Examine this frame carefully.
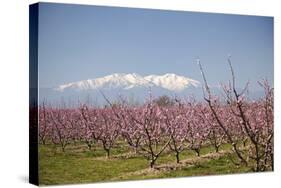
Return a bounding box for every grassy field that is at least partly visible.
[39,142,252,185]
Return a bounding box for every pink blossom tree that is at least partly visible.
[49,108,74,152]
[97,108,120,158]
[162,101,189,163]
[39,102,51,145]
[79,105,102,150]
[129,101,171,168]
[197,57,274,171]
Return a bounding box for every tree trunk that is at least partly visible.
[255,157,261,172]
[41,139,46,145]
[134,147,139,154]
[243,139,247,147]
[62,145,65,152]
[176,152,180,163]
[195,149,200,157]
[106,149,110,159]
[88,144,92,151]
[150,159,156,168]
[150,155,157,168]
[271,153,274,170]
[215,145,219,153]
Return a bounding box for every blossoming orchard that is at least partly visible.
[37,59,273,179]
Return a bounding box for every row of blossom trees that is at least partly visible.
[39,86,273,170]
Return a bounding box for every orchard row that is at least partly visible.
[38,87,273,171]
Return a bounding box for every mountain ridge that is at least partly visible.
[55,73,201,92]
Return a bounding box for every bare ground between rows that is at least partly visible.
[110,150,232,180]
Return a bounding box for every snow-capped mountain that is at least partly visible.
[39,73,265,106]
[144,73,200,91]
[39,73,202,106]
[55,73,200,92]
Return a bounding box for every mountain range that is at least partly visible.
[39,73,202,106]
[55,73,200,92]
[39,73,264,106]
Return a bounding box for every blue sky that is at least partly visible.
[38,3,273,90]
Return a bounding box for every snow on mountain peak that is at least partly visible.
[144,73,200,91]
[55,73,200,92]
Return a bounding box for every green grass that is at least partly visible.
[39,143,251,185]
